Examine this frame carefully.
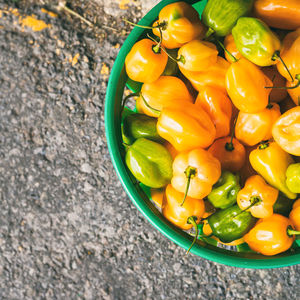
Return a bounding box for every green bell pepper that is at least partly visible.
[202,0,254,37]
[286,163,300,193]
[208,204,256,243]
[125,138,173,188]
[122,113,164,145]
[232,17,281,66]
[207,171,241,209]
[273,192,294,217]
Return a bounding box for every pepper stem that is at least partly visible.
[287,225,300,237]
[181,166,197,206]
[205,27,215,39]
[265,75,300,90]
[121,92,140,116]
[225,118,237,151]
[123,19,167,31]
[186,216,198,254]
[258,140,270,150]
[272,51,294,82]
[216,40,238,63]
[233,196,262,219]
[146,34,185,64]
[140,93,161,115]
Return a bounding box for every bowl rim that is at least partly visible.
[105,0,300,268]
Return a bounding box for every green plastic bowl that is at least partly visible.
[105,0,300,268]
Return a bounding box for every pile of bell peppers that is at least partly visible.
[122,0,300,256]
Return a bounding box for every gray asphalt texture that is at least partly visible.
[0,0,299,299]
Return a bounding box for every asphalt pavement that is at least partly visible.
[0,0,299,299]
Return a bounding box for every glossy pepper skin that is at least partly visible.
[276,28,300,81]
[237,175,278,219]
[195,86,232,139]
[226,58,273,113]
[289,199,300,231]
[224,34,242,63]
[152,2,206,49]
[125,138,173,188]
[286,163,300,194]
[208,204,256,243]
[244,214,296,256]
[136,76,194,118]
[286,79,300,106]
[179,56,230,94]
[122,113,163,144]
[177,40,218,72]
[207,171,241,209]
[171,148,221,199]
[272,106,300,156]
[249,141,296,199]
[235,103,281,146]
[157,103,216,152]
[232,17,281,67]
[202,0,254,37]
[162,184,205,230]
[125,39,168,83]
[254,0,300,31]
[208,137,246,172]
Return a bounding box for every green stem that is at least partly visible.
[287,226,300,237]
[233,196,262,219]
[181,166,197,206]
[121,92,140,116]
[265,77,300,90]
[216,40,238,63]
[123,19,167,30]
[258,140,270,150]
[186,216,198,254]
[140,94,161,115]
[205,27,215,39]
[225,118,237,152]
[272,51,294,82]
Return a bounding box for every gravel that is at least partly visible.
[0,0,299,299]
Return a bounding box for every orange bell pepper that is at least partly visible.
[208,136,246,173]
[235,103,281,146]
[171,148,221,200]
[277,28,300,81]
[286,79,300,106]
[224,34,242,63]
[150,188,164,209]
[272,106,300,156]
[164,141,179,160]
[179,56,230,94]
[244,214,299,256]
[125,39,168,83]
[289,199,300,231]
[237,175,278,219]
[249,141,296,199]
[226,58,273,113]
[177,40,218,72]
[195,86,232,139]
[262,66,287,103]
[136,76,194,118]
[152,2,206,49]
[254,0,300,31]
[162,184,205,230]
[157,103,216,152]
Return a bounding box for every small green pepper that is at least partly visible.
[208,204,256,243]
[286,163,300,193]
[122,113,164,144]
[202,0,254,37]
[207,171,241,209]
[273,192,294,217]
[125,138,173,188]
[232,17,281,67]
